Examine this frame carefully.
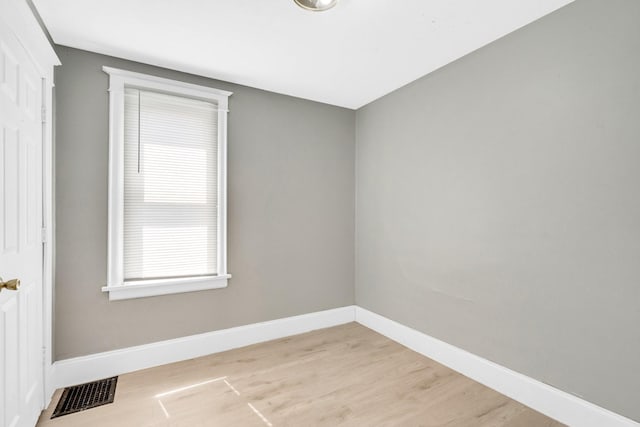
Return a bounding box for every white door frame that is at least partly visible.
[1,0,60,409]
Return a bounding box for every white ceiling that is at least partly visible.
[34,0,574,109]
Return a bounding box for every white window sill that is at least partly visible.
[101,274,231,301]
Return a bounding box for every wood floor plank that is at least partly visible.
[37,323,564,427]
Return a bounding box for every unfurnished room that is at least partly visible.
[0,0,639,426]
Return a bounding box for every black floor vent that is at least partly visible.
[52,377,118,418]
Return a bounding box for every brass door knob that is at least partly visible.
[0,277,20,291]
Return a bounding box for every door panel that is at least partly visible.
[0,15,44,427]
[2,127,19,253]
[1,297,20,427]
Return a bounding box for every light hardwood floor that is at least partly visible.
[37,323,564,427]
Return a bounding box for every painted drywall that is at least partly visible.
[54,46,355,360]
[355,0,640,421]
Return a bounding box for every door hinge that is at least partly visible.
[41,228,47,243]
[41,106,47,124]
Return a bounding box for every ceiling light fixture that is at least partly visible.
[294,0,338,12]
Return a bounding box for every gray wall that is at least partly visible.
[54,46,355,360]
[355,0,640,421]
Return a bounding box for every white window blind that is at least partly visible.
[123,88,219,281]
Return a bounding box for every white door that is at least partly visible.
[0,15,45,427]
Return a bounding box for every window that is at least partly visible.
[102,67,232,300]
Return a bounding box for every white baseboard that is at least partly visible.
[53,306,356,389]
[355,307,638,427]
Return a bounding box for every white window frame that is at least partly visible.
[101,66,232,300]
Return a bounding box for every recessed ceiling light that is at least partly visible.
[294,0,338,12]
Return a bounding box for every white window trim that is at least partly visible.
[101,66,232,300]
